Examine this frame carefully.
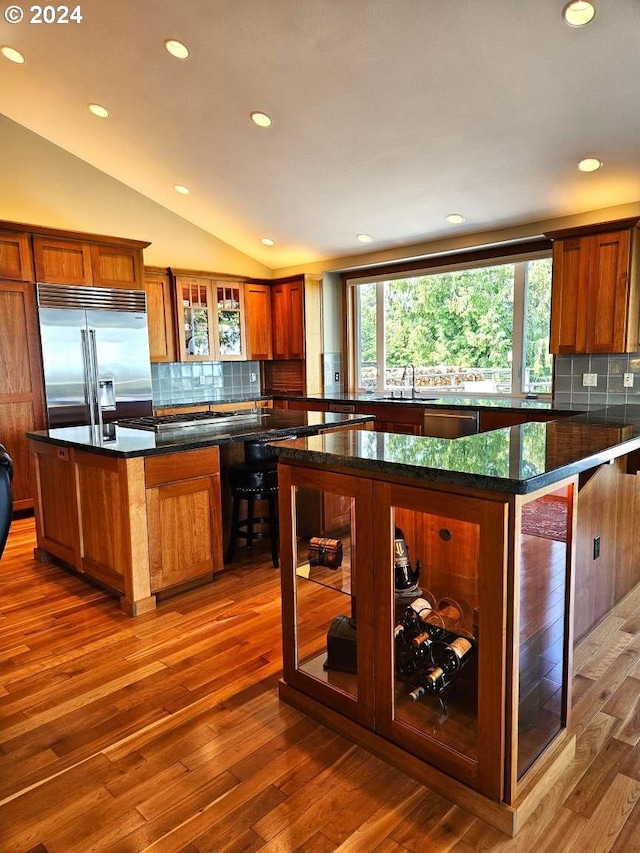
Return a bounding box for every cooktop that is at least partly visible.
[117,410,260,432]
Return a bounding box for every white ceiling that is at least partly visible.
[1,0,640,270]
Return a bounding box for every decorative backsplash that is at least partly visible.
[554,352,640,405]
[151,361,261,406]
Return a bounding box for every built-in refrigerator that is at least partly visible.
[37,284,153,429]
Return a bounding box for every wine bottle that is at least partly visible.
[431,635,475,674]
[394,596,435,640]
[409,665,452,699]
[421,598,462,640]
[410,631,434,661]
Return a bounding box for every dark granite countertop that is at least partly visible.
[154,395,272,410]
[273,391,581,414]
[269,404,640,495]
[26,411,375,459]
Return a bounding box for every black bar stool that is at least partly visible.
[225,440,279,568]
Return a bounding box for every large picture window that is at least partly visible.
[350,254,552,396]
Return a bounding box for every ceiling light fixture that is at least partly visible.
[357,234,373,243]
[164,39,189,59]
[445,213,465,224]
[577,157,603,172]
[261,237,275,246]
[250,111,272,128]
[174,184,190,195]
[88,103,110,118]
[562,1,596,27]
[1,45,25,64]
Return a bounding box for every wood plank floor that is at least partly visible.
[1,517,639,853]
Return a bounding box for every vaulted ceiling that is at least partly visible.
[1,0,639,269]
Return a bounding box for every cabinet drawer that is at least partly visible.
[145,447,220,487]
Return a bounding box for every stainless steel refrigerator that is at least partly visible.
[37,284,153,429]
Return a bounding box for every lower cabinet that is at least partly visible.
[30,440,224,614]
[278,460,577,833]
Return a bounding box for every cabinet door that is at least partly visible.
[272,283,289,359]
[0,231,34,281]
[373,482,508,799]
[279,463,375,728]
[585,229,632,353]
[549,237,588,354]
[144,268,176,362]
[33,236,93,285]
[176,276,215,360]
[90,244,143,289]
[30,441,79,566]
[214,283,246,360]
[0,281,47,510]
[245,283,273,359]
[288,279,305,359]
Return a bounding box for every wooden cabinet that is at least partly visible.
[279,457,578,834]
[0,230,34,281]
[30,230,147,289]
[245,282,273,360]
[143,266,176,362]
[173,271,247,361]
[145,448,223,593]
[0,280,47,510]
[355,402,423,435]
[272,278,305,359]
[546,218,640,354]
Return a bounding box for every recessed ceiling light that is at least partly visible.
[88,103,109,118]
[445,213,465,224]
[1,45,25,64]
[164,39,189,60]
[357,234,373,243]
[174,184,190,195]
[577,157,603,172]
[562,1,596,27]
[250,111,272,128]
[261,237,275,246]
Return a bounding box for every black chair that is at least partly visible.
[225,440,279,568]
[0,443,14,560]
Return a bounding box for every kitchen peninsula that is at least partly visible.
[272,405,640,835]
[27,410,374,615]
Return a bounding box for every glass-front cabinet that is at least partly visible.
[279,456,576,813]
[175,274,246,361]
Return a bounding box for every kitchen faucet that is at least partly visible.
[402,363,417,398]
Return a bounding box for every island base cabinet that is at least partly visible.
[278,460,578,836]
[29,440,224,615]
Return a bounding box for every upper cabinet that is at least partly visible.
[0,230,34,281]
[33,235,146,289]
[245,282,273,360]
[173,271,247,361]
[272,278,305,359]
[143,266,176,363]
[546,218,640,354]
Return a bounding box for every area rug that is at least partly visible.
[521,497,568,542]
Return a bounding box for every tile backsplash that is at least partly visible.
[554,352,640,405]
[151,361,261,406]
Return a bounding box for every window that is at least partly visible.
[350,254,552,396]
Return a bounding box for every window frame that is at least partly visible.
[345,246,553,399]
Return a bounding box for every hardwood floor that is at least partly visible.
[1,517,639,852]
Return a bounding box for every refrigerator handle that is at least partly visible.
[88,329,105,436]
[80,329,96,431]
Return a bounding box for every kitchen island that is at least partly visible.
[271,405,640,835]
[27,410,374,614]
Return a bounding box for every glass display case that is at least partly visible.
[216,284,244,358]
[175,276,246,361]
[278,454,577,821]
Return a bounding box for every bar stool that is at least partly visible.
[225,440,279,568]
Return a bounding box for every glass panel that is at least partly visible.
[217,286,242,355]
[182,282,210,356]
[392,506,479,759]
[356,282,377,390]
[523,258,553,394]
[294,486,357,698]
[517,486,570,778]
